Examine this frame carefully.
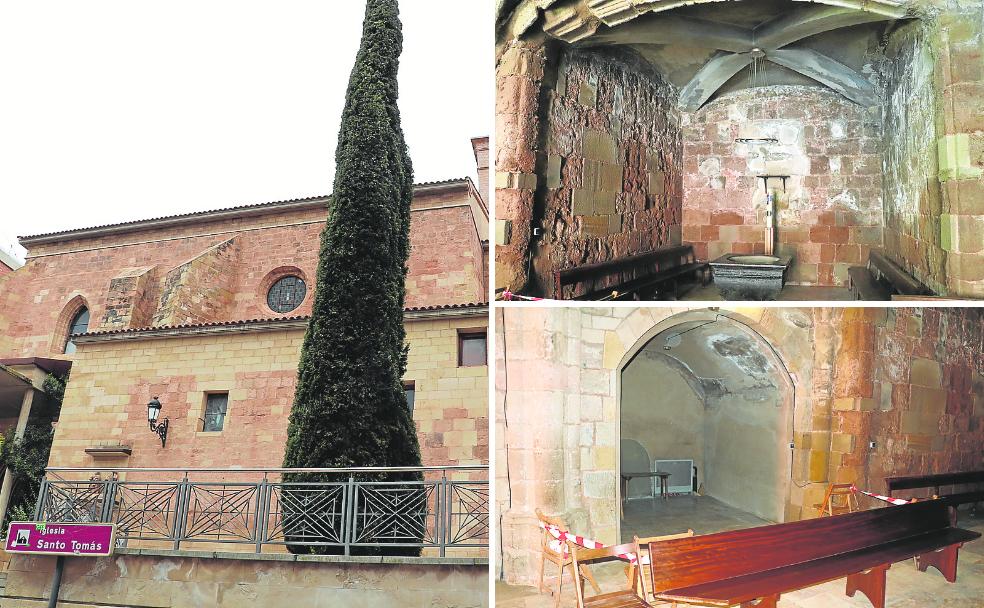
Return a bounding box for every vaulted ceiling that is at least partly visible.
[499,0,913,109]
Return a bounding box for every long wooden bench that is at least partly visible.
[647,500,980,608]
[886,470,984,523]
[553,245,707,301]
[848,250,931,300]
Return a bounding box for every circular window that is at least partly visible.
[267,276,307,313]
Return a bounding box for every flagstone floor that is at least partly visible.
[497,503,984,608]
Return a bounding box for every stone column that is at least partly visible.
[495,41,548,293]
[0,387,37,522]
[936,3,984,297]
[497,307,585,585]
[829,309,878,490]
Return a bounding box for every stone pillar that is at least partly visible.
[497,308,586,585]
[936,3,984,297]
[495,41,547,293]
[0,387,37,522]
[829,309,878,489]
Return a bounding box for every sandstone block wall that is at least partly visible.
[682,87,884,287]
[534,49,683,296]
[0,183,487,360]
[52,314,488,473]
[2,551,488,608]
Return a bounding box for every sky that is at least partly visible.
[0,0,492,261]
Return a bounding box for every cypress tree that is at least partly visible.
[282,0,422,556]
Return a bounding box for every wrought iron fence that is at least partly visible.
[34,466,488,556]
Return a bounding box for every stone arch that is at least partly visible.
[609,308,798,536]
[53,294,90,355]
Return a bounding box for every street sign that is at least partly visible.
[5,522,115,557]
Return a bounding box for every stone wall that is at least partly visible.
[2,551,487,607]
[51,313,488,472]
[534,48,683,297]
[0,182,487,359]
[682,87,884,287]
[880,20,946,292]
[935,2,984,297]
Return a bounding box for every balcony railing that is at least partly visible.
[34,466,488,556]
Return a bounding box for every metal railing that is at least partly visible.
[34,466,488,556]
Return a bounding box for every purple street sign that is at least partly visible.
[5,522,115,557]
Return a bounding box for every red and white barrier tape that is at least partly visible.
[538,522,645,564]
[851,485,911,506]
[498,290,545,301]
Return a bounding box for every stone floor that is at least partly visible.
[497,506,984,608]
[681,283,855,301]
[621,494,771,541]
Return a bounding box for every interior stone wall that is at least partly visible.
[682,86,884,287]
[532,48,684,297]
[879,20,946,292]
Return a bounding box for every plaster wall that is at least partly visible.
[620,360,703,496]
[703,392,785,522]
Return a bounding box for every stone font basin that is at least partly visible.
[727,255,780,265]
[709,253,793,300]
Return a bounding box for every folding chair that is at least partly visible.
[814,483,859,517]
[627,530,695,601]
[569,540,652,608]
[535,508,601,607]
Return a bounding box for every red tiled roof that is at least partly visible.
[19,178,473,242]
[74,302,488,338]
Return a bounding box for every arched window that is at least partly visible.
[64,307,90,354]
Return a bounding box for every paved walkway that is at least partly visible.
[497,511,984,607]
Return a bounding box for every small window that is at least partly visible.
[202,393,229,432]
[404,382,415,416]
[458,332,487,367]
[267,275,306,313]
[64,307,90,354]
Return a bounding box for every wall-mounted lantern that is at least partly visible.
[147,396,169,447]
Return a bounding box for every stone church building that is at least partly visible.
[0,138,490,511]
[495,0,984,299]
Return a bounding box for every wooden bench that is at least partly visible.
[553,245,708,301]
[647,500,980,608]
[848,250,931,300]
[886,470,984,524]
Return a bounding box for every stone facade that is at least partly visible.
[0,142,490,473]
[1,549,487,607]
[53,312,488,471]
[495,306,984,584]
[682,87,883,287]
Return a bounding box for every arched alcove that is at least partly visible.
[617,311,794,539]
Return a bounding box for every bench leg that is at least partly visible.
[846,563,889,608]
[740,595,779,608]
[917,543,961,582]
